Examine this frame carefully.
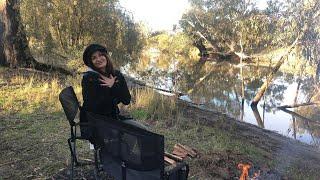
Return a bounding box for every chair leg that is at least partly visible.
[69,152,75,180]
[68,138,79,165]
[93,148,102,180]
[93,167,99,180]
[68,138,77,179]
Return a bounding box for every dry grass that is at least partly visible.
[1,67,317,179]
[128,88,179,121]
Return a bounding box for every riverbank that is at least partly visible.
[0,68,319,179]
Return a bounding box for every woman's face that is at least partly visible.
[91,51,108,72]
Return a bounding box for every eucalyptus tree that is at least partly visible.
[180,0,278,62]
[180,0,320,106]
[0,0,143,73]
[0,0,70,74]
[180,0,320,61]
[20,0,144,67]
[0,0,39,67]
[251,0,320,106]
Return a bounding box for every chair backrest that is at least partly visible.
[59,86,80,126]
[86,112,165,176]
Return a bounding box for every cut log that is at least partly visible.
[172,145,189,158]
[165,152,183,161]
[164,156,176,165]
[176,143,198,158]
[172,143,198,158]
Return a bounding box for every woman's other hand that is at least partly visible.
[99,74,118,88]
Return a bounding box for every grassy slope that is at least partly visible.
[0,67,319,179]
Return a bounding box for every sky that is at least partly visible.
[119,0,190,31]
[119,0,268,31]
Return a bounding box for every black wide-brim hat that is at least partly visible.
[83,44,108,67]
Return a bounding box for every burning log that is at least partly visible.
[238,163,251,180]
[172,143,198,158]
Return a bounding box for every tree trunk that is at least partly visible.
[251,3,320,107]
[1,0,34,67]
[251,105,264,128]
[0,0,6,65]
[0,0,72,75]
[251,37,299,107]
[0,19,5,65]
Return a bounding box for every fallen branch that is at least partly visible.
[278,107,320,125]
[251,105,265,128]
[251,36,299,107]
[124,75,186,97]
[251,7,320,107]
[32,61,73,75]
[277,102,320,109]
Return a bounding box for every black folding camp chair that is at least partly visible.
[59,86,101,179]
[86,111,189,180]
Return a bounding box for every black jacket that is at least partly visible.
[81,70,131,117]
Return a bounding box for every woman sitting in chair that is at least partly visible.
[81,44,146,140]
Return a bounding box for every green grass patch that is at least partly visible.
[130,108,149,120]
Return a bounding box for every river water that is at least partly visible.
[125,61,320,147]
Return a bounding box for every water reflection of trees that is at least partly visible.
[135,60,313,119]
[281,87,320,147]
[175,64,290,118]
[180,63,243,117]
[292,105,320,147]
[131,46,320,141]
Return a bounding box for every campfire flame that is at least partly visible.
[237,163,261,180]
[238,163,251,180]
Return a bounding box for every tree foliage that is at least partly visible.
[180,0,320,59]
[20,0,145,67]
[136,31,199,72]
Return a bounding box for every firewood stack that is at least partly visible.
[164,143,198,165]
